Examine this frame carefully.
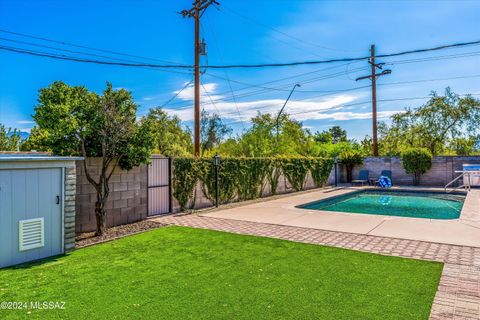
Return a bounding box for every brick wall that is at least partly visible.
[345,156,480,186]
[75,158,148,233]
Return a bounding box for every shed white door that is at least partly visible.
[0,168,63,268]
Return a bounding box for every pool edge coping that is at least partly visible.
[295,187,467,220]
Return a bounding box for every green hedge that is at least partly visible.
[172,158,201,211]
[172,156,334,210]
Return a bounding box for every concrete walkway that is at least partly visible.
[200,187,480,248]
[152,214,480,320]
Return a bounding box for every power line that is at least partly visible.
[385,51,480,66]
[169,64,477,111]
[220,5,327,59]
[202,18,245,130]
[210,73,480,95]
[161,80,195,108]
[0,36,151,64]
[289,94,480,117]
[204,41,480,68]
[221,93,480,125]
[0,45,196,76]
[200,81,222,115]
[1,38,479,69]
[204,61,365,93]
[378,74,480,87]
[0,45,192,69]
[167,68,369,109]
[174,71,480,119]
[0,28,178,64]
[181,82,369,119]
[160,63,368,110]
[206,71,369,93]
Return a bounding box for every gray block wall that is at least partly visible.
[171,171,319,212]
[75,158,148,233]
[346,156,480,186]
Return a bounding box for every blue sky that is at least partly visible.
[1,0,479,140]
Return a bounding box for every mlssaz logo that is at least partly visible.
[30,301,66,310]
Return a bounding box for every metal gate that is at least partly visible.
[147,156,172,216]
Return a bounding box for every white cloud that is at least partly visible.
[176,82,223,102]
[162,82,398,124]
[16,120,35,124]
[165,82,365,122]
[307,110,399,121]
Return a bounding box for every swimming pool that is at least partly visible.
[299,190,465,219]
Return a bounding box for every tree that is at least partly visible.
[339,148,364,182]
[200,110,231,156]
[448,136,479,156]
[329,125,347,144]
[218,112,314,157]
[20,127,49,152]
[0,124,22,151]
[314,126,347,144]
[378,88,480,155]
[401,148,432,185]
[141,107,192,156]
[32,81,154,235]
[313,130,332,144]
[221,113,277,157]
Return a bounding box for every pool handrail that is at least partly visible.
[445,170,477,193]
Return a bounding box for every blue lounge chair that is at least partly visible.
[352,170,369,186]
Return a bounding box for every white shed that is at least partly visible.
[0,154,82,268]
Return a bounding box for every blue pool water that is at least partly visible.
[300,190,465,219]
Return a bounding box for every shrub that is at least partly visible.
[235,158,271,200]
[266,158,281,195]
[401,148,432,185]
[339,149,364,182]
[172,158,201,211]
[280,157,311,192]
[310,158,335,187]
[172,156,334,210]
[198,158,238,204]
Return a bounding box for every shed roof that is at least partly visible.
[0,154,83,162]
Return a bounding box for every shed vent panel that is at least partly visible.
[19,218,45,251]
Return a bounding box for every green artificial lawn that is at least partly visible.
[0,226,442,320]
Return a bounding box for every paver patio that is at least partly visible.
[200,187,480,247]
[151,214,480,319]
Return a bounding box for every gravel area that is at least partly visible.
[76,219,167,248]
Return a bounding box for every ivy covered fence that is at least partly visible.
[172,156,334,211]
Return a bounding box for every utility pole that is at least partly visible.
[181,0,219,157]
[356,45,391,156]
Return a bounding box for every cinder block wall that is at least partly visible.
[346,156,480,186]
[171,172,318,213]
[64,165,77,251]
[75,158,148,233]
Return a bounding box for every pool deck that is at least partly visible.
[152,186,480,319]
[199,186,480,248]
